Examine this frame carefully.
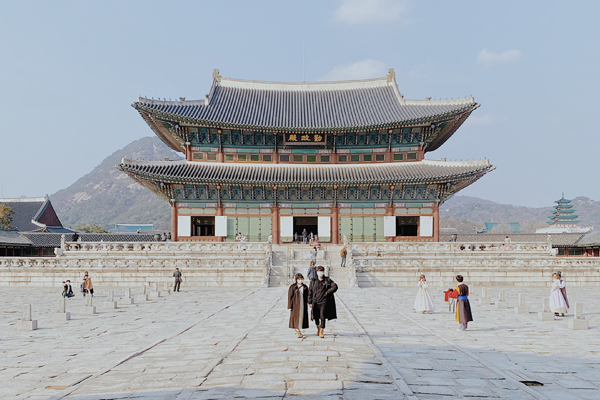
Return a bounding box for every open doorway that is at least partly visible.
[192,216,215,236]
[293,216,318,243]
[396,216,418,236]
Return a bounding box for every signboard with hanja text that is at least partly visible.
[284,133,326,145]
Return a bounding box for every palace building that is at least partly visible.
[119,69,494,243]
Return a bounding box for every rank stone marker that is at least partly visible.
[539,298,554,321]
[568,303,588,330]
[514,293,529,314]
[104,289,117,309]
[124,288,134,304]
[17,304,38,330]
[496,289,508,309]
[81,294,97,315]
[53,296,71,322]
[479,287,491,305]
[163,281,171,295]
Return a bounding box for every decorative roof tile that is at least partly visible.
[118,158,494,186]
[134,71,477,131]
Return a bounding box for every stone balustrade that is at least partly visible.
[348,242,600,287]
[351,241,552,256]
[0,242,272,288]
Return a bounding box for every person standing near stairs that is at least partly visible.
[308,266,338,338]
[340,246,347,268]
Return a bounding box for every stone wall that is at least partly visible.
[349,242,600,287]
[0,242,271,288]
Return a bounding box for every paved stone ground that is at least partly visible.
[0,284,598,400]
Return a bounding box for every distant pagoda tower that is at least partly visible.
[536,195,592,234]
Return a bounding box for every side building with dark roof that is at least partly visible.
[119,69,495,243]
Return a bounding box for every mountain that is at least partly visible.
[440,195,600,232]
[51,137,182,230]
[50,137,600,234]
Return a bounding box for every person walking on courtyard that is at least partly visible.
[310,246,317,265]
[549,272,569,316]
[340,246,347,268]
[294,232,299,244]
[313,236,320,248]
[288,273,309,338]
[62,280,74,298]
[414,274,434,314]
[454,275,472,330]
[302,229,307,244]
[173,267,183,292]
[308,266,338,338]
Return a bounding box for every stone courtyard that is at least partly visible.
[1,285,598,400]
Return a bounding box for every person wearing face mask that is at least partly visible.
[308,266,338,338]
[288,273,309,338]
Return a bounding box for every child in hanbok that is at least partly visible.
[549,272,569,316]
[414,274,435,314]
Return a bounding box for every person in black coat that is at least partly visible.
[288,273,309,338]
[308,266,338,338]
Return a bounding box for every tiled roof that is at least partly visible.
[0,229,32,246]
[118,159,494,186]
[576,231,600,247]
[0,198,46,231]
[134,70,477,131]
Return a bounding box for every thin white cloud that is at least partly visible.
[477,49,522,66]
[321,59,388,81]
[334,0,410,25]
[465,113,507,127]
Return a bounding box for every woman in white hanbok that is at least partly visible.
[414,275,435,314]
[549,272,568,316]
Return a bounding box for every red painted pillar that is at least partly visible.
[171,204,178,242]
[433,206,440,242]
[272,207,280,244]
[331,206,339,244]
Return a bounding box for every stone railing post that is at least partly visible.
[347,246,358,287]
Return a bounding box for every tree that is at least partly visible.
[73,222,109,233]
[0,204,14,229]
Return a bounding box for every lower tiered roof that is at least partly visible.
[118,159,494,186]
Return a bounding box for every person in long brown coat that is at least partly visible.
[288,273,309,338]
[455,274,473,330]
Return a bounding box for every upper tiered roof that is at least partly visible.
[0,196,69,232]
[134,69,477,133]
[118,158,494,187]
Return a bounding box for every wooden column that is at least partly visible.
[271,207,280,244]
[331,206,339,244]
[217,152,224,162]
[433,206,440,242]
[171,204,178,242]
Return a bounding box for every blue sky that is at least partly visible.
[0,0,598,207]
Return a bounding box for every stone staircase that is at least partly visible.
[268,244,350,288]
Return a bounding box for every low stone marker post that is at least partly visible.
[514,294,529,314]
[81,293,97,315]
[139,285,148,302]
[163,281,171,295]
[496,289,508,309]
[568,303,588,330]
[479,287,491,305]
[53,296,70,322]
[104,290,117,309]
[122,288,134,304]
[539,298,554,321]
[149,282,162,298]
[17,304,38,330]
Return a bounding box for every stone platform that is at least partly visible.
[0,286,598,399]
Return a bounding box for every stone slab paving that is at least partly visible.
[0,285,598,399]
